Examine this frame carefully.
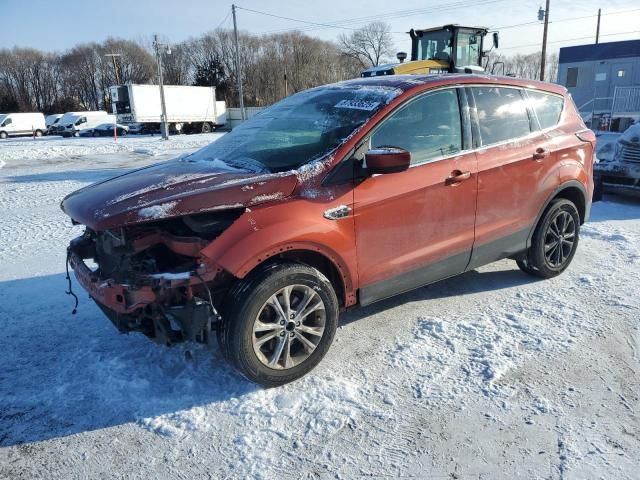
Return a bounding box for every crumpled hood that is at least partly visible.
[61,158,298,231]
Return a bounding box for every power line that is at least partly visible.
[499,30,640,51]
[239,0,510,35]
[493,8,640,30]
[214,8,232,30]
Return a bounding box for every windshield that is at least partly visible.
[185,84,402,172]
[416,29,453,62]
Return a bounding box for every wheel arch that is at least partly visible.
[527,180,588,247]
[235,244,353,309]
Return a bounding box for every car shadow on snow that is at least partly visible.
[340,265,541,326]
[0,273,256,448]
[0,264,537,447]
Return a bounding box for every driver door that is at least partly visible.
[354,88,478,305]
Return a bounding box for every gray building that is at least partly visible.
[557,39,640,131]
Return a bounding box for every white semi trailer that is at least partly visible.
[109,85,226,134]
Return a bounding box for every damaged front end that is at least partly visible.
[67,209,243,346]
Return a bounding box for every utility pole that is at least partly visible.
[232,4,246,121]
[539,0,550,82]
[284,63,288,97]
[153,34,170,140]
[105,53,122,84]
[595,8,601,44]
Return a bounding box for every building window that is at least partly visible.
[617,69,626,77]
[595,72,607,82]
[566,67,578,87]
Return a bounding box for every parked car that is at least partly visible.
[62,74,595,386]
[45,114,63,133]
[0,113,46,139]
[58,111,115,137]
[593,123,640,200]
[79,123,129,137]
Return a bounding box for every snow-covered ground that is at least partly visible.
[0,133,222,165]
[0,136,639,479]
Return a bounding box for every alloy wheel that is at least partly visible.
[252,284,326,370]
[544,210,576,268]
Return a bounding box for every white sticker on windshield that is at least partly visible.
[334,99,381,111]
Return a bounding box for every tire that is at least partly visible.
[73,132,80,138]
[120,129,127,136]
[34,130,43,137]
[201,122,212,134]
[593,173,603,202]
[218,262,339,387]
[517,198,580,279]
[0,131,7,140]
[93,131,100,137]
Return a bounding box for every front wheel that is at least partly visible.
[0,131,7,139]
[218,263,339,387]
[517,198,580,278]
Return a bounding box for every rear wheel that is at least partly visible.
[34,130,43,137]
[201,122,212,134]
[218,263,339,387]
[517,198,580,278]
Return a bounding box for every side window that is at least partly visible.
[2,118,12,126]
[371,89,462,165]
[472,87,531,145]
[527,90,564,130]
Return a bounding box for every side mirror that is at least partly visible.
[493,32,499,49]
[365,147,411,175]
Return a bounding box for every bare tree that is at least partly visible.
[338,22,395,68]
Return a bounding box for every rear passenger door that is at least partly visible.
[467,86,561,269]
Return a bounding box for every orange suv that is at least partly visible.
[63,74,595,386]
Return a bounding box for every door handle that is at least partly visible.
[533,147,549,161]
[445,170,471,186]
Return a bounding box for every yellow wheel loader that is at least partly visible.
[361,24,499,77]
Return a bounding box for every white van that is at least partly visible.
[59,111,115,137]
[0,113,47,139]
[45,114,63,132]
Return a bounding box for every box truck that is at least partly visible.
[0,113,47,139]
[110,84,226,134]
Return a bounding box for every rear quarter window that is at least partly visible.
[472,87,531,146]
[527,90,564,130]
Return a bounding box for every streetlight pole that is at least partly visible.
[595,8,601,44]
[232,4,246,121]
[539,0,550,81]
[153,34,170,140]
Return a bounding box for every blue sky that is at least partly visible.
[1,0,639,55]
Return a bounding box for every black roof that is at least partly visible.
[559,39,640,64]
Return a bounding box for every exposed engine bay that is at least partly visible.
[68,209,245,346]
